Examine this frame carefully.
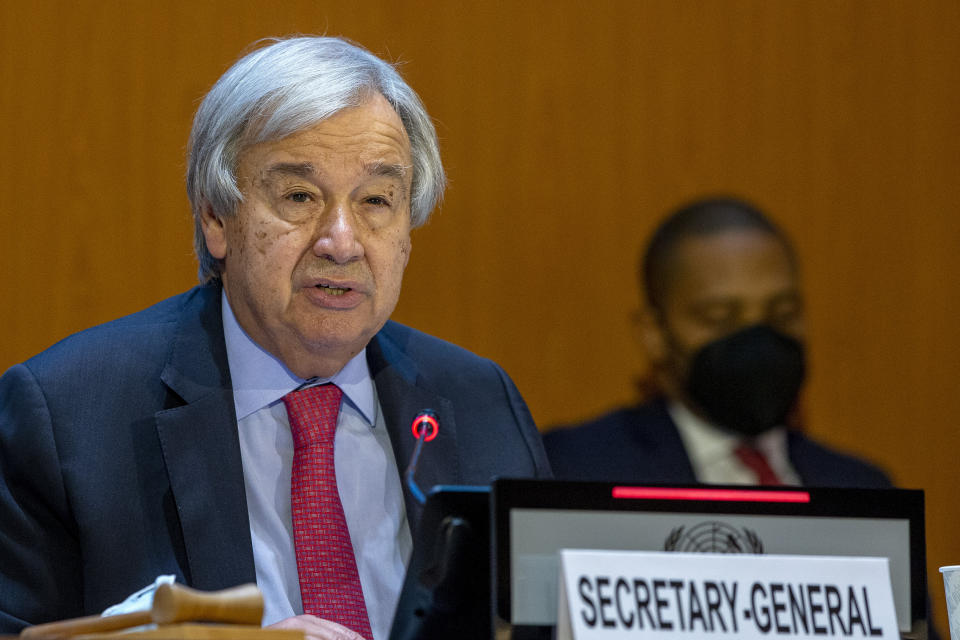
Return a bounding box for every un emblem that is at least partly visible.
[663,521,764,554]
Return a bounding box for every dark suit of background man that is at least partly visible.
[0,36,550,639]
[544,197,890,489]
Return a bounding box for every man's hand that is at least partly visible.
[266,614,367,640]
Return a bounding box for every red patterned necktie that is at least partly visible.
[733,443,783,486]
[283,384,372,639]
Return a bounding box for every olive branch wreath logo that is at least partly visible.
[663,522,765,554]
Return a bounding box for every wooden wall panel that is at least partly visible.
[1,1,957,633]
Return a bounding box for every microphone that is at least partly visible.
[391,410,492,640]
[405,410,438,504]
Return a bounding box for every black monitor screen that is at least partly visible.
[492,480,927,637]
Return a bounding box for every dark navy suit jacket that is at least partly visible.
[543,398,891,487]
[0,283,550,631]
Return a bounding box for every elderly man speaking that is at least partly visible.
[0,37,550,639]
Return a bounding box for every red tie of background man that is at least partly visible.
[283,384,373,639]
[733,443,783,486]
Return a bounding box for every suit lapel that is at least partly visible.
[646,398,700,483]
[156,285,256,590]
[367,324,460,532]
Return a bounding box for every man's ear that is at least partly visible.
[634,305,670,366]
[199,203,228,260]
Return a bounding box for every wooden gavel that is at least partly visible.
[20,582,263,639]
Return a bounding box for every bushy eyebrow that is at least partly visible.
[366,162,411,197]
[367,161,408,180]
[261,161,408,179]
[258,160,410,196]
[260,162,316,183]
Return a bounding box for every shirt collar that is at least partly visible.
[221,291,376,425]
[668,400,788,466]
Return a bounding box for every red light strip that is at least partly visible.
[612,486,811,503]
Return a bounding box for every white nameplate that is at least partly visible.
[556,550,898,639]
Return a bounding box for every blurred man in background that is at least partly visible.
[544,196,890,488]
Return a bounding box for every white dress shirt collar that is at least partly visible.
[220,292,376,425]
[668,399,799,485]
[669,400,740,467]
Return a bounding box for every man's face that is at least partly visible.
[201,94,414,378]
[643,229,805,394]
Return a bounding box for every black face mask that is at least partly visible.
[683,325,806,437]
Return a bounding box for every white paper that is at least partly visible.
[101,574,176,616]
[557,550,898,639]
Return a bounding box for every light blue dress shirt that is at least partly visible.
[221,294,412,639]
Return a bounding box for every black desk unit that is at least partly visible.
[390,480,930,639]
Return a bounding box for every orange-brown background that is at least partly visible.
[2,0,957,634]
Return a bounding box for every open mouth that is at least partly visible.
[316,284,351,296]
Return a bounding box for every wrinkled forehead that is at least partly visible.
[237,94,413,182]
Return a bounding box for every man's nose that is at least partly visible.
[312,203,363,264]
[740,303,769,328]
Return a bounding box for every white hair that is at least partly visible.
[186,36,445,282]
